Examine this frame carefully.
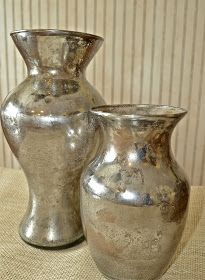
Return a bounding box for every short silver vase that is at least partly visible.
[81,104,190,280]
[1,29,105,248]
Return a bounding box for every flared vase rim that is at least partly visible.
[10,29,104,42]
[91,104,187,120]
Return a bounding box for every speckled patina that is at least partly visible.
[81,104,190,280]
[1,29,105,248]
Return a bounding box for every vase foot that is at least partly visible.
[19,232,85,250]
[100,273,162,280]
[97,267,162,280]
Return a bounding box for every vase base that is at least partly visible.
[98,267,162,280]
[100,274,161,280]
[19,233,85,250]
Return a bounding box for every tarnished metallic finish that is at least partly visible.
[81,105,190,280]
[1,29,105,248]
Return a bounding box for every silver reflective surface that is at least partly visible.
[81,105,190,280]
[1,29,105,248]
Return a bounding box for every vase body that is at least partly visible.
[81,105,190,280]
[1,29,105,248]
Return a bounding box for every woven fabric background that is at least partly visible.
[0,167,204,279]
[0,0,205,185]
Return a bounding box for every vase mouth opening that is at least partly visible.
[91,104,187,119]
[10,29,103,41]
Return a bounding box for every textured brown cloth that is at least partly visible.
[0,167,204,280]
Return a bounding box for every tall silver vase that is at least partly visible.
[1,29,105,248]
[81,105,190,280]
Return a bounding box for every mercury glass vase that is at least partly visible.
[1,29,105,248]
[81,104,190,280]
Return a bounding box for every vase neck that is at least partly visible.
[92,105,186,163]
[11,30,103,76]
[98,117,182,161]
